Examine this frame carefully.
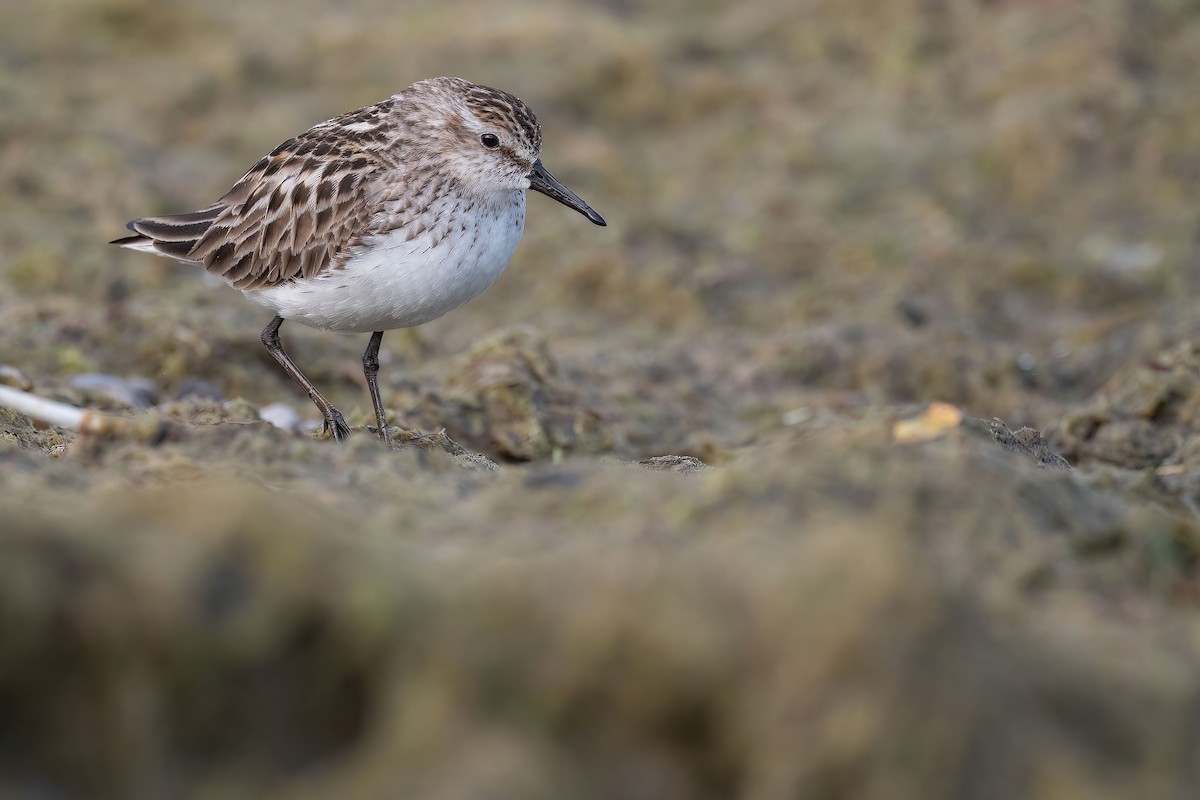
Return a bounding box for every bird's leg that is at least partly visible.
[260,315,352,442]
[362,330,389,442]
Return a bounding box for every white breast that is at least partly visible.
[247,193,526,334]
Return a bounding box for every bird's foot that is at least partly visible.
[321,409,354,442]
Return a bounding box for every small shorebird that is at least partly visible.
[114,76,605,442]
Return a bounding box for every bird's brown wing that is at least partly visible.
[115,103,393,291]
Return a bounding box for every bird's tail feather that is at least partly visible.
[110,205,224,263]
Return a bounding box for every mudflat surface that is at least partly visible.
[3,1,1200,797]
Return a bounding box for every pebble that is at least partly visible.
[70,373,158,408]
[176,377,224,402]
[258,403,301,433]
[0,365,33,391]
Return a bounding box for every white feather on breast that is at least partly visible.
[246,192,526,334]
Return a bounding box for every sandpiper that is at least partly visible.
[113,76,605,442]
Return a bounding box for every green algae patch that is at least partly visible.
[0,405,67,453]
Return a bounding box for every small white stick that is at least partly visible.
[0,383,88,430]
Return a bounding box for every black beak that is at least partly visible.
[528,160,606,226]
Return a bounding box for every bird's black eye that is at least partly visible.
[480,133,500,149]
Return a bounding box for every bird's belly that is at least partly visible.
[246,208,525,334]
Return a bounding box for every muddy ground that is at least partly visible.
[3,1,1200,797]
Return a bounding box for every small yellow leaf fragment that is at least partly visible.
[1155,464,1186,477]
[892,402,964,444]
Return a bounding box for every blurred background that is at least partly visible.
[3,0,1200,797]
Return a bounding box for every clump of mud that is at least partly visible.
[435,326,614,461]
[1056,341,1200,514]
